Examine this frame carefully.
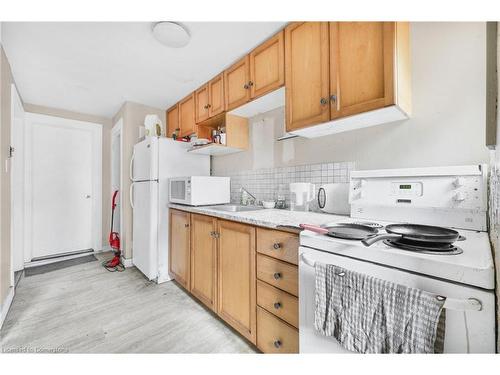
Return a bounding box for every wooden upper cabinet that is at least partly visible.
[217,220,256,344]
[224,56,251,111]
[169,209,191,289]
[195,84,210,123]
[285,22,330,132]
[330,22,395,119]
[190,214,218,312]
[179,93,196,137]
[166,104,179,138]
[208,73,225,117]
[249,31,284,99]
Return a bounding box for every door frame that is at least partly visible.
[110,118,123,249]
[10,84,25,278]
[23,112,103,262]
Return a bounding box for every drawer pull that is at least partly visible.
[273,272,282,280]
[273,302,282,310]
[273,242,281,249]
[273,340,282,348]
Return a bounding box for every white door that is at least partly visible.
[131,180,158,280]
[11,85,25,271]
[25,113,102,260]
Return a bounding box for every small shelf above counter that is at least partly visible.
[187,112,249,156]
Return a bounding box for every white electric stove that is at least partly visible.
[299,165,496,353]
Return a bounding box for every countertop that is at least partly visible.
[168,203,349,232]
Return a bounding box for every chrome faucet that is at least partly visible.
[240,187,257,206]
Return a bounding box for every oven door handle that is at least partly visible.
[300,252,316,268]
[300,253,482,312]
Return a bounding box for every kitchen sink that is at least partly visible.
[207,204,265,212]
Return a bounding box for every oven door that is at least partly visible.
[169,178,190,204]
[299,246,496,353]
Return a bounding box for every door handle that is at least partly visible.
[85,195,91,199]
[129,183,135,209]
[130,151,135,181]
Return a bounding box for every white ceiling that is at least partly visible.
[2,22,285,118]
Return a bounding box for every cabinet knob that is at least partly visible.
[330,94,337,103]
[320,97,328,105]
[273,242,281,250]
[207,104,211,108]
[248,81,254,87]
[204,104,208,109]
[273,272,282,280]
[273,302,282,309]
[273,340,282,348]
[243,83,249,89]
[184,223,189,228]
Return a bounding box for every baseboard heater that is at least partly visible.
[30,248,94,262]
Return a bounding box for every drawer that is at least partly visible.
[257,306,299,353]
[257,280,298,328]
[257,254,298,296]
[257,228,298,265]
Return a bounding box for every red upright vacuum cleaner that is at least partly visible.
[103,190,124,271]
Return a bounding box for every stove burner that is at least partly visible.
[383,239,463,255]
[350,221,384,229]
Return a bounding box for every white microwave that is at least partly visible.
[169,176,231,206]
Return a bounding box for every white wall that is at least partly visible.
[213,22,490,176]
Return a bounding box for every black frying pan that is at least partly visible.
[362,223,465,247]
[299,223,379,240]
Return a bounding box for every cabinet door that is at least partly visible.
[330,22,395,119]
[208,73,225,117]
[285,22,330,132]
[166,104,179,138]
[190,214,217,312]
[249,31,284,99]
[169,209,191,289]
[217,220,256,343]
[224,56,250,111]
[179,93,196,137]
[195,84,209,123]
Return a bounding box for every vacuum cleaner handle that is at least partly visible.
[112,190,119,209]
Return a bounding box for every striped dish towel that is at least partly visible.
[314,262,446,354]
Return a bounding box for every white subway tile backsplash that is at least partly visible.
[216,161,355,210]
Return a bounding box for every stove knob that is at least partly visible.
[453,191,467,202]
[453,177,465,188]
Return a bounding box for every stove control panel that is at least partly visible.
[349,165,488,231]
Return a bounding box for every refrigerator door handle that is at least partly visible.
[130,182,135,209]
[130,151,135,181]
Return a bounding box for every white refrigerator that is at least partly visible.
[130,137,210,283]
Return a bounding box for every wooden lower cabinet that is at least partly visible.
[169,210,299,351]
[257,228,299,265]
[190,214,217,312]
[257,280,298,328]
[217,220,257,343]
[257,307,299,354]
[169,209,191,289]
[257,254,298,296]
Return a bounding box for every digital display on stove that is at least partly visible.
[399,184,412,190]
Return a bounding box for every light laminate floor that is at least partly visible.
[0,252,257,353]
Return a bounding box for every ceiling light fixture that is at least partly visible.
[152,22,190,48]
